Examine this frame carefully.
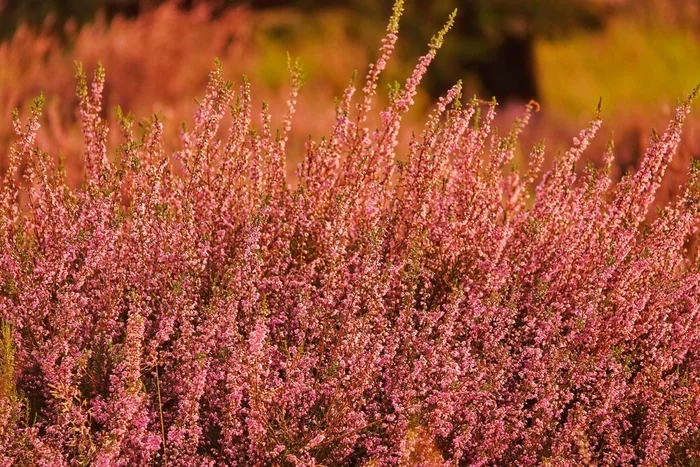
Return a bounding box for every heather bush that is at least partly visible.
[0,2,376,184]
[2,0,698,202]
[2,1,700,465]
[0,2,250,182]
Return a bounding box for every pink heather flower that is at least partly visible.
[307,433,325,449]
[248,318,268,355]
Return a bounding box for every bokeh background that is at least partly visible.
[1,0,699,206]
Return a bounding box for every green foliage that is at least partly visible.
[537,17,700,117]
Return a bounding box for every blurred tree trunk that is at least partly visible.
[472,34,538,101]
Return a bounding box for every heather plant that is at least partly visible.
[0,2,251,183]
[2,1,700,465]
[0,2,376,183]
[2,0,699,202]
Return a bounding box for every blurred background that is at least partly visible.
[1,0,699,205]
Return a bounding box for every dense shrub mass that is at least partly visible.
[2,2,700,465]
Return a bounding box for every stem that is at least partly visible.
[155,364,167,466]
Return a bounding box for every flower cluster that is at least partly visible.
[1,2,700,465]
